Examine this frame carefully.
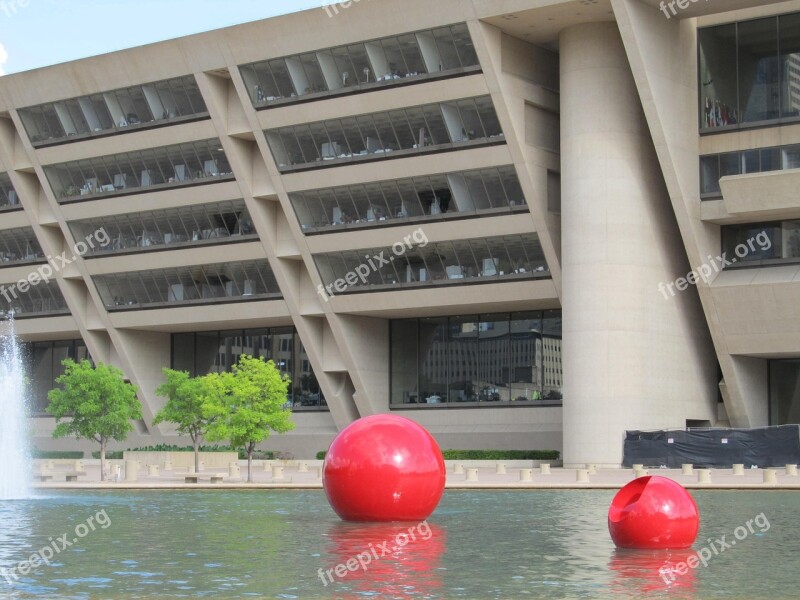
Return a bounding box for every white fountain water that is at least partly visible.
[0,316,32,500]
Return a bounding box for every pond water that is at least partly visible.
[0,490,796,598]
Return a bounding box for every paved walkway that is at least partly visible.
[31,463,800,491]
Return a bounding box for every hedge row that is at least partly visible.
[90,445,277,461]
[315,450,560,461]
[32,450,84,460]
[443,450,560,461]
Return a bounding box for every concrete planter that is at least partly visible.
[123,451,239,470]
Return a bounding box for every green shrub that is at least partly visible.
[32,450,84,459]
[91,450,123,460]
[93,444,277,461]
[315,450,558,461]
[442,450,560,461]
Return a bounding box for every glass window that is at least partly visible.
[419,317,448,404]
[391,312,562,407]
[46,139,233,201]
[240,24,480,108]
[739,18,780,124]
[19,75,208,146]
[770,359,800,425]
[722,223,781,263]
[699,24,739,129]
[94,260,280,310]
[266,96,502,172]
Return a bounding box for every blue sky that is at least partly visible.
[0,0,326,75]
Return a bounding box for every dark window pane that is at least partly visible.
[699,24,739,129]
[739,18,780,123]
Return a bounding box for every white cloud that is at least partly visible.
[0,43,8,76]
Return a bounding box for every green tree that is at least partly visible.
[206,355,295,482]
[153,369,223,473]
[47,359,142,481]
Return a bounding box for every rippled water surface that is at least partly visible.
[0,490,796,599]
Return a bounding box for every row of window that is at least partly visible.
[16,23,483,149]
[722,221,800,266]
[0,172,20,212]
[0,227,44,267]
[171,329,326,410]
[44,139,233,202]
[240,23,479,108]
[290,166,526,234]
[69,200,256,257]
[699,12,800,131]
[0,280,69,319]
[93,260,280,311]
[266,96,504,172]
[19,75,209,147]
[390,312,563,406]
[700,143,800,197]
[314,233,548,296]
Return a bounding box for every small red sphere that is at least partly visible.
[323,415,446,522]
[608,476,700,549]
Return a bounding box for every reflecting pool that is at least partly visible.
[0,490,796,598]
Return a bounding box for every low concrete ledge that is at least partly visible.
[720,169,800,221]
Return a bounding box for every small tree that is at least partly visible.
[154,369,223,473]
[206,355,295,482]
[47,359,141,481]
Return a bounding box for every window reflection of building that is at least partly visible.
[390,311,562,406]
[21,339,90,414]
[171,328,326,411]
[770,359,800,424]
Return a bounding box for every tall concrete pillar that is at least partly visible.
[560,23,716,466]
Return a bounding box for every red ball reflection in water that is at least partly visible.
[608,548,698,596]
[323,415,446,522]
[321,521,446,597]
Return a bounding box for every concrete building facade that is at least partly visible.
[0,0,798,465]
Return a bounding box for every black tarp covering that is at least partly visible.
[622,426,800,468]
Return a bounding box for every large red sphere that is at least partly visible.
[323,415,446,522]
[608,476,700,549]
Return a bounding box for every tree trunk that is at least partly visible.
[247,443,254,483]
[100,439,107,482]
[193,436,200,473]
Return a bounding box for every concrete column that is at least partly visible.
[560,22,716,467]
[520,469,533,482]
[682,464,694,476]
[732,464,745,476]
[125,460,138,482]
